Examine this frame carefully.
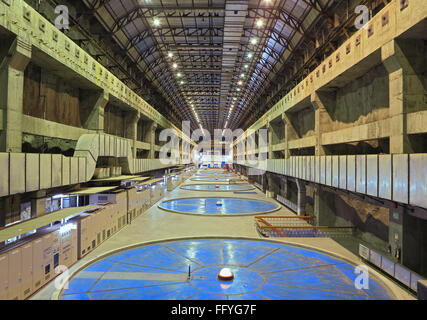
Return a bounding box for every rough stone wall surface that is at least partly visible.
[104,104,126,138]
[23,64,82,128]
[334,192,389,242]
[325,139,389,155]
[332,64,389,131]
[292,107,315,138]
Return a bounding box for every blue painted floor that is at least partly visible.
[158,197,279,215]
[195,173,237,177]
[191,177,239,182]
[181,184,254,192]
[61,239,393,300]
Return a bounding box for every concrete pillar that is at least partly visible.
[313,185,337,226]
[31,190,47,219]
[148,122,158,159]
[267,123,273,159]
[296,179,306,216]
[0,198,5,227]
[178,139,183,164]
[166,177,173,191]
[418,281,427,300]
[0,37,31,152]
[82,90,109,132]
[125,111,140,158]
[281,176,288,199]
[382,39,424,153]
[282,113,298,159]
[311,90,335,156]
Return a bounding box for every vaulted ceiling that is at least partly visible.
[82,0,332,133]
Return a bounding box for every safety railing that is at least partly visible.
[255,215,354,238]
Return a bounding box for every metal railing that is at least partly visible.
[255,215,354,238]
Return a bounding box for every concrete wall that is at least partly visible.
[332,64,389,131]
[233,0,427,279]
[403,212,427,277]
[23,63,82,128]
[104,103,126,138]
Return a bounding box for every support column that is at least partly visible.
[179,139,183,164]
[282,113,298,159]
[125,111,140,158]
[166,177,174,192]
[267,173,280,198]
[313,185,321,226]
[267,123,273,159]
[313,185,337,226]
[82,90,109,132]
[311,90,335,156]
[0,37,31,152]
[147,122,158,159]
[0,198,5,227]
[382,39,424,153]
[281,176,288,199]
[296,179,306,216]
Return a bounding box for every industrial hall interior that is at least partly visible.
[0,0,426,302]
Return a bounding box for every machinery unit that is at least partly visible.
[0,224,78,300]
[0,169,189,300]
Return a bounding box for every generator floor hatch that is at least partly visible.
[60,238,393,300]
[180,184,255,192]
[158,197,280,215]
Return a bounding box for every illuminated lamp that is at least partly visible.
[218,268,234,281]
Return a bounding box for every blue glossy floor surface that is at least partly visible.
[191,177,239,182]
[61,239,393,300]
[181,184,254,192]
[158,197,279,215]
[195,173,237,177]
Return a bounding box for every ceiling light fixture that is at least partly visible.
[256,19,264,28]
[153,18,160,26]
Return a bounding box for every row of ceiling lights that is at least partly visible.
[149,3,271,131]
[223,9,270,128]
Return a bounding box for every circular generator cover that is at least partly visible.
[60,238,394,300]
[195,173,237,178]
[158,197,280,215]
[191,177,240,182]
[180,184,255,192]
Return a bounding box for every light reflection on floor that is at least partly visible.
[61,239,393,300]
